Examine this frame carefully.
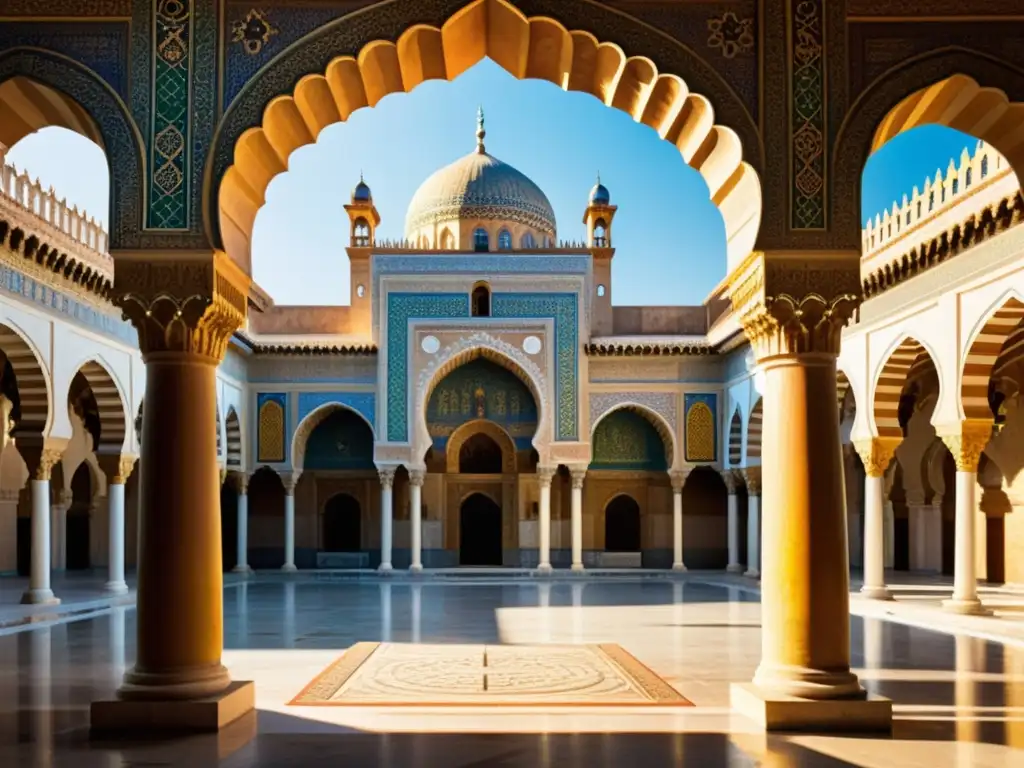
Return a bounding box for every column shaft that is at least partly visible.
[672,490,684,570]
[570,470,585,571]
[745,494,760,578]
[537,466,554,573]
[409,470,423,572]
[282,489,296,572]
[234,488,250,573]
[22,477,58,605]
[120,355,229,700]
[726,477,742,573]
[106,482,128,594]
[379,468,394,572]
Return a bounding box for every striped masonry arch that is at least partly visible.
[225,407,242,469]
[727,408,743,466]
[837,370,851,422]
[992,323,1024,380]
[873,337,931,439]
[962,297,1024,420]
[215,404,223,459]
[746,399,762,463]
[76,360,128,454]
[0,323,49,436]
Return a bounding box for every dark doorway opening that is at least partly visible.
[66,463,92,570]
[460,493,502,565]
[605,494,641,552]
[220,481,238,571]
[324,494,362,552]
[459,432,503,474]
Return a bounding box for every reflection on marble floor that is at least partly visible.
[0,575,1023,766]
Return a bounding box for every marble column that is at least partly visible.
[569,467,586,571]
[940,420,992,615]
[743,467,761,578]
[854,437,899,600]
[669,469,688,571]
[536,465,555,573]
[90,250,253,731]
[232,472,252,574]
[724,470,743,573]
[99,455,137,595]
[731,283,888,731]
[20,444,63,605]
[378,467,395,572]
[409,468,425,572]
[51,489,69,572]
[281,472,298,572]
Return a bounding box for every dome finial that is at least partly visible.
[476,106,486,154]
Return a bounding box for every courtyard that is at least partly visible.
[0,574,1022,766]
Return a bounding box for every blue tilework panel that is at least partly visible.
[297,391,375,435]
[492,292,578,442]
[386,293,470,443]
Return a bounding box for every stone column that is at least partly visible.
[90,249,253,732]
[99,455,137,595]
[408,468,424,572]
[569,467,586,571]
[854,437,899,600]
[378,467,395,572]
[536,465,556,573]
[20,444,64,605]
[51,488,69,572]
[669,469,688,571]
[281,472,298,572]
[731,263,890,731]
[939,420,992,615]
[743,467,761,578]
[724,470,743,573]
[232,473,251,574]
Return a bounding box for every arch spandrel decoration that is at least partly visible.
[209,0,762,271]
[257,393,286,463]
[414,331,550,462]
[683,393,717,463]
[445,419,517,474]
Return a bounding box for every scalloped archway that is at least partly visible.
[212,0,762,273]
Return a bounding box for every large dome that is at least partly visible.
[404,110,556,242]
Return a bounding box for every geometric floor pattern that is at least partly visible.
[290,641,692,706]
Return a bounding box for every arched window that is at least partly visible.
[597,284,606,297]
[593,220,607,247]
[472,284,491,317]
[952,177,959,195]
[928,191,934,211]
[965,168,972,188]
[498,228,512,250]
[439,227,454,249]
[353,218,370,247]
[520,232,535,249]
[941,186,946,202]
[981,155,989,179]
[905,210,910,225]
[473,227,489,252]
[916,200,921,218]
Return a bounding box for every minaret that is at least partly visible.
[344,173,379,339]
[475,106,486,154]
[584,174,617,336]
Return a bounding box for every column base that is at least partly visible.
[378,563,393,573]
[21,589,60,606]
[672,563,687,572]
[91,680,255,735]
[942,597,992,615]
[409,563,423,573]
[730,683,892,733]
[104,581,129,595]
[535,563,553,575]
[726,564,744,574]
[744,569,760,579]
[281,563,297,573]
[859,585,893,601]
[231,564,253,575]
[570,563,585,572]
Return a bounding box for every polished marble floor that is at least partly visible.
[1,575,1023,766]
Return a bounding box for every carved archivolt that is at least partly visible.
[414,331,550,456]
[589,392,677,468]
[445,419,518,475]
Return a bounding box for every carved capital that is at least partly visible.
[408,468,426,487]
[33,448,63,482]
[17,439,67,482]
[536,464,557,487]
[234,471,249,494]
[219,468,228,486]
[113,249,250,362]
[569,468,587,490]
[280,471,300,494]
[737,251,860,361]
[669,468,691,492]
[722,469,742,493]
[377,467,396,489]
[939,419,992,473]
[99,454,138,485]
[854,437,901,478]
[743,466,761,495]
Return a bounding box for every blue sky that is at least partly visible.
[7,59,979,307]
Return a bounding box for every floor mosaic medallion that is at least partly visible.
[290,642,691,706]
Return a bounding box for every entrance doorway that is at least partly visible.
[460,493,502,565]
[324,494,362,551]
[605,494,641,552]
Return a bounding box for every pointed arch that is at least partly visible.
[225,406,243,470]
[727,407,743,466]
[962,293,1024,420]
[837,369,852,422]
[873,335,940,438]
[209,0,762,272]
[291,401,376,471]
[446,419,517,474]
[0,321,50,437]
[745,398,762,464]
[590,402,675,469]
[73,359,128,454]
